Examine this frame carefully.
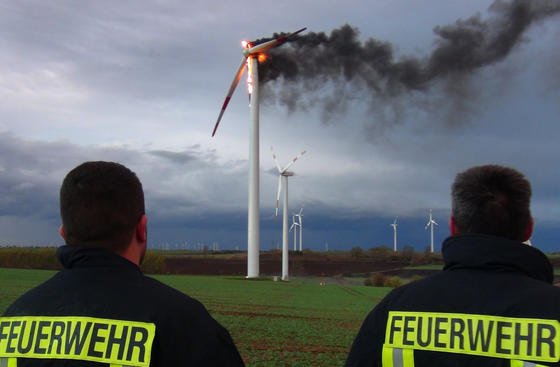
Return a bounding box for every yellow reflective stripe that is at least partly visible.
[382,345,393,366]
[0,316,155,367]
[402,348,414,367]
[382,346,414,367]
[385,311,560,363]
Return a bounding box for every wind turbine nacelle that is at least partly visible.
[282,171,295,177]
[243,39,279,56]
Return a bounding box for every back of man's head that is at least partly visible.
[60,161,145,251]
[451,164,532,241]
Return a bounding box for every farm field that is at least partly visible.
[0,267,389,367]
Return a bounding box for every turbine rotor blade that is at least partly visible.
[281,150,306,173]
[286,27,307,39]
[211,56,247,137]
[271,27,308,47]
[270,146,282,173]
[244,27,307,56]
[245,39,279,56]
[275,175,282,216]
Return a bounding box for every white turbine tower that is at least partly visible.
[295,207,304,251]
[390,217,398,252]
[290,214,300,252]
[425,209,439,253]
[273,147,306,281]
[211,28,306,278]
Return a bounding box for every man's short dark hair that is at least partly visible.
[60,161,145,250]
[451,164,531,241]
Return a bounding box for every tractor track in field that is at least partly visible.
[213,309,342,323]
[331,277,375,300]
[249,342,348,354]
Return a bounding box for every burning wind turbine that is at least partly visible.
[211,27,306,278]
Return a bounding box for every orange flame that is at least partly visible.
[247,58,253,95]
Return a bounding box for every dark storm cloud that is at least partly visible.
[258,0,560,127]
[149,150,199,165]
[0,133,241,223]
[0,133,72,219]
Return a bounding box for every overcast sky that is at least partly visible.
[1,0,559,252]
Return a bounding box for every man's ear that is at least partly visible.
[58,225,67,240]
[135,214,148,244]
[523,217,534,242]
[449,216,460,236]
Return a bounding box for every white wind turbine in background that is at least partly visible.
[290,214,300,252]
[390,217,398,252]
[273,147,306,281]
[295,207,304,251]
[425,209,438,253]
[211,28,306,278]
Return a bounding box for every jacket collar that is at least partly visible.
[57,244,141,273]
[442,234,553,284]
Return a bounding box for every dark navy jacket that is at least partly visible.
[345,234,560,367]
[2,245,245,366]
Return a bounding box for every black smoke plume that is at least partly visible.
[258,0,560,127]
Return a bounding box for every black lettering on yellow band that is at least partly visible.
[0,316,155,367]
[384,311,560,363]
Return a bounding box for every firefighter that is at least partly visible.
[0,161,245,367]
[345,164,560,367]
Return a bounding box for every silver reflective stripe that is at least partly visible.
[511,360,543,367]
[0,358,7,367]
[392,348,404,367]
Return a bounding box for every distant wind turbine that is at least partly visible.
[290,215,300,252]
[295,207,304,251]
[425,209,439,253]
[272,147,306,281]
[211,27,306,278]
[390,217,398,252]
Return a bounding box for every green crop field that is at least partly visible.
[0,267,389,366]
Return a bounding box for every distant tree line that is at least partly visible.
[0,247,165,274]
[349,245,443,266]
